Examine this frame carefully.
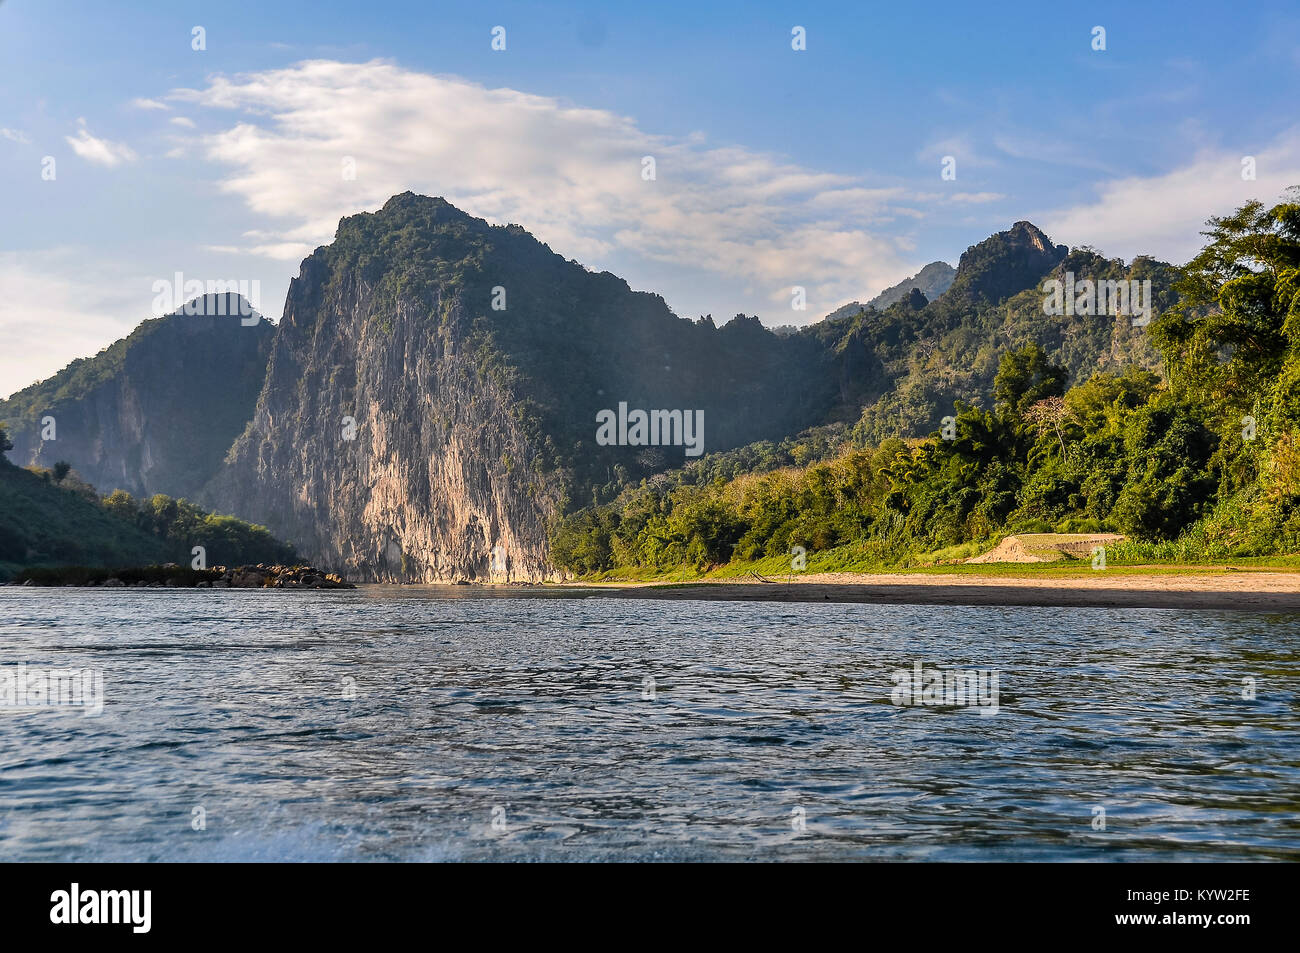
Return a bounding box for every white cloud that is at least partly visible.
[808,186,910,218]
[1,128,30,144]
[170,59,928,315]
[130,97,171,110]
[1040,129,1300,264]
[949,192,1006,204]
[169,116,197,128]
[64,118,137,167]
[247,241,315,261]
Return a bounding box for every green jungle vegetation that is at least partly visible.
[0,437,294,581]
[551,193,1300,578]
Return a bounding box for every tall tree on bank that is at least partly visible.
[1152,190,1300,507]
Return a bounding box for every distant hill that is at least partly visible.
[846,228,1168,445]
[870,260,955,308]
[823,260,956,323]
[0,293,274,500]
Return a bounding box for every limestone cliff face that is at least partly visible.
[0,295,273,499]
[203,257,562,582]
[200,193,843,581]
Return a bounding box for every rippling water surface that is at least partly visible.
[1,587,1297,861]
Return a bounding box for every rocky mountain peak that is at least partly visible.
[944,221,1069,307]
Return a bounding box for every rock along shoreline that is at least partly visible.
[13,563,356,589]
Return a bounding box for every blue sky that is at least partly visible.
[2,0,1298,397]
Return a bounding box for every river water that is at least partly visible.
[1,587,1297,861]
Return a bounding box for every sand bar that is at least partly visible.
[571,571,1300,611]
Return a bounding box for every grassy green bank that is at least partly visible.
[562,538,1300,585]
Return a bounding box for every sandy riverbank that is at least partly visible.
[562,570,1300,611]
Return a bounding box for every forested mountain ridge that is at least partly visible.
[552,192,1300,576]
[3,193,1194,580]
